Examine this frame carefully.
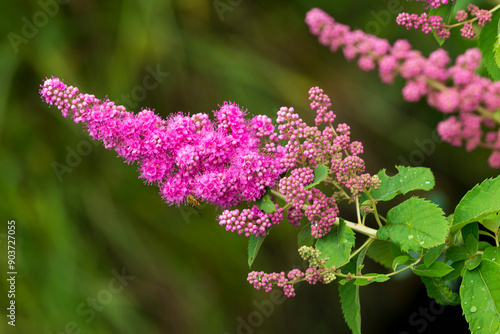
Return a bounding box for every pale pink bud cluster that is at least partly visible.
[218,204,284,237]
[396,13,449,39]
[247,246,336,297]
[408,0,453,9]
[279,168,340,238]
[398,2,492,40]
[305,8,500,168]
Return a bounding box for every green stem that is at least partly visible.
[271,189,287,202]
[388,257,422,277]
[349,237,375,260]
[364,190,383,228]
[270,189,379,238]
[355,195,362,225]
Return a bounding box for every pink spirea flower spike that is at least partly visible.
[40,77,287,208]
[306,8,500,168]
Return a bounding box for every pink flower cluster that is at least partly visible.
[397,3,493,40]
[218,204,284,237]
[396,13,449,39]
[462,4,493,27]
[40,77,287,207]
[409,0,453,9]
[278,87,379,193]
[218,87,379,238]
[455,5,492,39]
[279,168,340,238]
[305,8,500,168]
[247,246,336,297]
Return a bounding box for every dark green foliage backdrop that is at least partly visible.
[0,0,496,333]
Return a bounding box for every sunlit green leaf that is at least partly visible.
[452,175,500,235]
[377,197,449,252]
[360,166,434,203]
[316,218,355,268]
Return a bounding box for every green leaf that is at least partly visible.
[424,244,447,267]
[338,251,365,334]
[429,3,454,45]
[356,246,368,274]
[413,262,454,277]
[255,187,276,213]
[354,274,390,286]
[479,9,500,81]
[248,234,266,268]
[305,165,329,190]
[392,255,410,271]
[494,34,500,69]
[421,277,460,306]
[366,239,396,269]
[297,223,314,248]
[483,247,500,264]
[446,246,470,262]
[377,197,449,252]
[452,175,500,235]
[360,166,434,203]
[316,218,355,268]
[442,260,465,281]
[463,222,479,244]
[466,254,482,271]
[481,212,500,233]
[479,241,494,251]
[466,234,479,256]
[460,259,500,333]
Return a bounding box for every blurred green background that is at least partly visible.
[0,0,497,333]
